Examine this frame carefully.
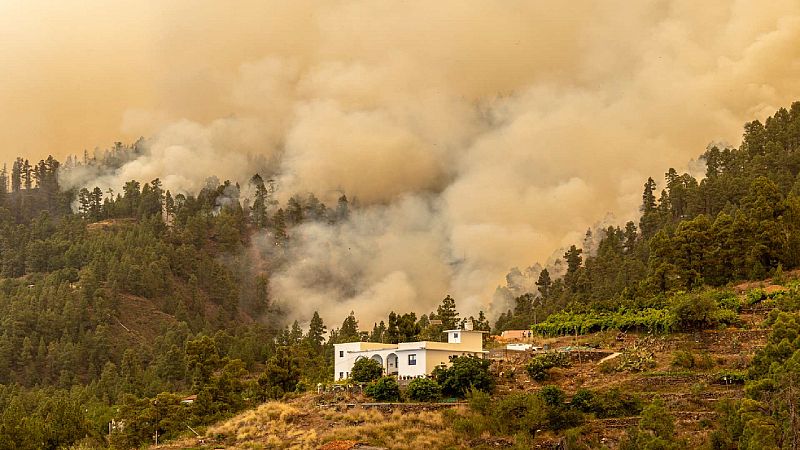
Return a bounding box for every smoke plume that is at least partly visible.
[4,1,800,323]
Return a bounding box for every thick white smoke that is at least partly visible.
[19,1,800,324]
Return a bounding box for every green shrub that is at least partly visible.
[708,399,744,449]
[364,376,400,402]
[406,378,441,402]
[570,389,595,412]
[539,385,566,407]
[620,399,682,450]
[603,348,656,373]
[639,399,676,440]
[458,389,587,440]
[451,413,487,438]
[714,291,741,312]
[491,393,547,437]
[434,356,494,398]
[563,427,597,450]
[590,388,642,418]
[467,386,492,415]
[535,385,584,430]
[545,405,585,431]
[717,309,742,327]
[773,264,786,284]
[696,352,715,369]
[671,292,720,330]
[671,350,695,368]
[745,288,766,306]
[526,352,571,381]
[351,357,384,383]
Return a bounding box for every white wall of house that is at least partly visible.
[333,330,487,381]
[395,349,426,377]
[334,342,396,381]
[334,342,362,380]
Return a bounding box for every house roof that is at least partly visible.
[443,329,489,333]
[340,339,486,354]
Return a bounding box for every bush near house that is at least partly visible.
[364,376,401,402]
[406,378,441,402]
[351,358,384,383]
[434,356,494,398]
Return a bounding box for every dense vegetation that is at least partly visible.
[0,145,489,449]
[496,101,800,332]
[1,102,800,448]
[0,155,358,448]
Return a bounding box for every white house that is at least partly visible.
[333,329,487,381]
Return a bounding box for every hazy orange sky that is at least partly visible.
[3,1,800,320]
[3,1,799,165]
[0,0,321,160]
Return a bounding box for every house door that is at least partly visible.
[386,353,399,375]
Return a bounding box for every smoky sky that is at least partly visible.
[3,1,800,323]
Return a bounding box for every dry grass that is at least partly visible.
[203,402,317,449]
[319,409,458,450]
[163,399,463,450]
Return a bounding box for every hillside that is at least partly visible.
[146,282,793,449]
[2,103,800,449]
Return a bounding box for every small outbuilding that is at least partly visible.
[500,330,533,340]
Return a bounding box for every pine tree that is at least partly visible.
[305,193,326,221]
[0,164,7,196]
[78,188,91,218]
[164,190,175,222]
[386,312,400,344]
[535,268,552,299]
[369,321,387,343]
[337,194,349,221]
[563,245,583,292]
[397,312,420,342]
[305,311,326,349]
[473,311,491,332]
[10,158,21,193]
[22,159,32,189]
[642,177,657,213]
[250,174,268,228]
[623,221,638,253]
[272,209,288,243]
[337,312,360,343]
[287,195,304,225]
[90,187,104,220]
[436,295,459,330]
[259,347,300,399]
[289,321,303,344]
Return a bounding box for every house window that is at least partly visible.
[339,350,344,358]
[453,332,459,339]
[408,354,417,365]
[339,372,344,379]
